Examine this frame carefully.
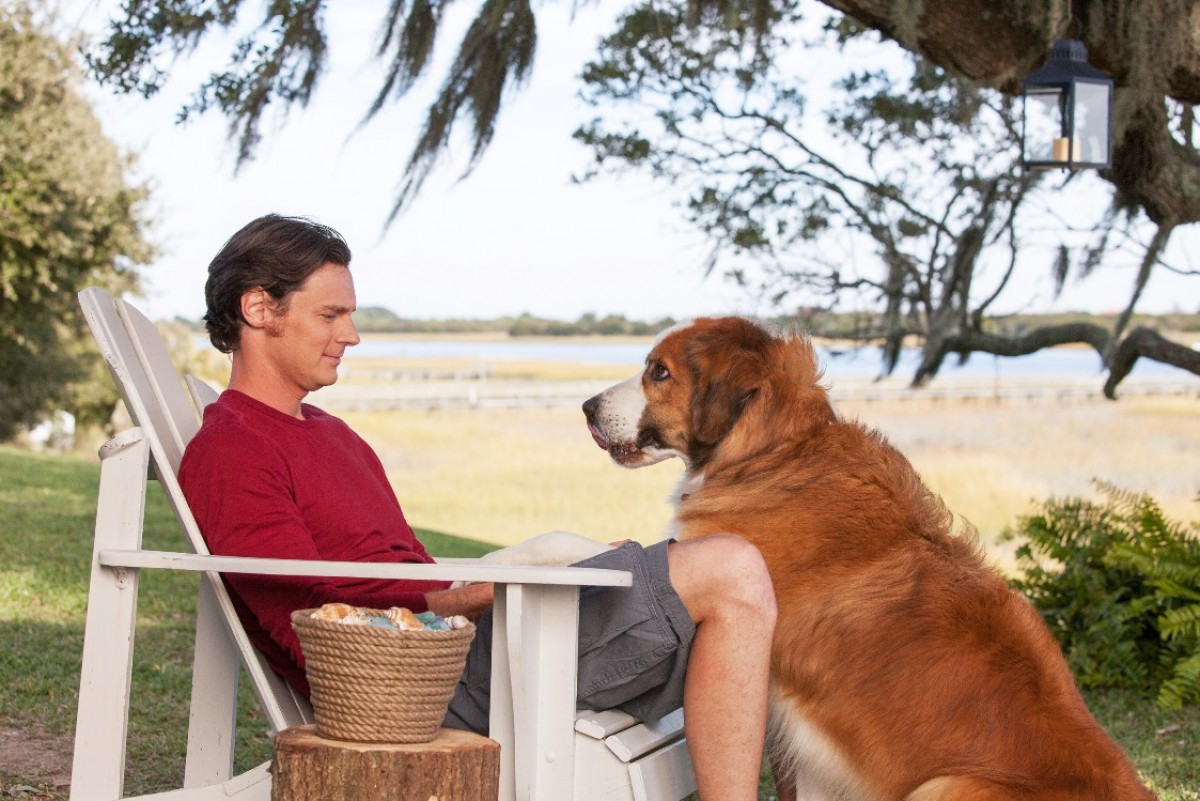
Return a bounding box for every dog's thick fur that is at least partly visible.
[582,317,1155,801]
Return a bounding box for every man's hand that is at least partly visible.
[426,582,494,620]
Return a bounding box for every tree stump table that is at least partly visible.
[271,725,500,801]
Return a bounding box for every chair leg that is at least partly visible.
[184,576,240,788]
[491,584,516,801]
[70,430,150,801]
[492,583,581,801]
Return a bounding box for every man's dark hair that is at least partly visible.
[204,214,353,353]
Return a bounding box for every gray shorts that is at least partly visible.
[443,540,696,734]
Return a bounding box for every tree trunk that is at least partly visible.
[271,725,501,801]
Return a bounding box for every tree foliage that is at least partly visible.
[85,0,538,223]
[83,0,1200,226]
[0,3,153,441]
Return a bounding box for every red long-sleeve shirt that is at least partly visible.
[178,389,450,696]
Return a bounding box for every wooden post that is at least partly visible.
[271,725,500,801]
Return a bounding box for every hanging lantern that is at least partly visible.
[1021,39,1113,170]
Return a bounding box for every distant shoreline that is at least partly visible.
[354,329,1199,352]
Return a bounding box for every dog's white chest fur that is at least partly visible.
[664,471,706,540]
[770,687,880,801]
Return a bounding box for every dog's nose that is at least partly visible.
[582,395,600,419]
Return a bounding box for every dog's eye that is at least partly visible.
[648,363,671,382]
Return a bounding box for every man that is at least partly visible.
[178,214,776,801]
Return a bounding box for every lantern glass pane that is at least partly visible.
[1072,81,1110,164]
[1023,87,1065,163]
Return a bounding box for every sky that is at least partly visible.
[58,0,1199,324]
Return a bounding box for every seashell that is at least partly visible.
[311,602,363,621]
[385,607,425,630]
[448,615,471,630]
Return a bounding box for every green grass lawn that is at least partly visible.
[0,446,1196,799]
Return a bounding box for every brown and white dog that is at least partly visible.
[582,317,1155,801]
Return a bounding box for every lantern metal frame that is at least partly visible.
[1021,39,1114,170]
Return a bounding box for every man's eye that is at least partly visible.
[649,364,670,382]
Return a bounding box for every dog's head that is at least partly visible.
[583,317,832,472]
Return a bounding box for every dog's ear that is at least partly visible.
[686,320,770,458]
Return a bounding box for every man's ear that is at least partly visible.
[240,288,272,330]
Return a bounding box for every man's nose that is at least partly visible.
[340,317,361,346]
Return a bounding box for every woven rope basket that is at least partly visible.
[291,608,475,743]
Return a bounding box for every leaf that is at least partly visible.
[1160,604,1200,640]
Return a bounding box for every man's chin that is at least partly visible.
[305,372,340,392]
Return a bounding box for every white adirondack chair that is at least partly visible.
[71,287,696,801]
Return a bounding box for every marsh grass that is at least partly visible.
[342,388,1198,575]
[345,356,640,383]
[846,395,1199,570]
[345,407,683,547]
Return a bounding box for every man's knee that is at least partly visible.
[668,534,776,624]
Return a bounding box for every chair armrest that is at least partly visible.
[96,549,632,588]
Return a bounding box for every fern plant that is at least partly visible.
[1007,481,1200,708]
[1102,482,1200,709]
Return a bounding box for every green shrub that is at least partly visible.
[1006,482,1200,708]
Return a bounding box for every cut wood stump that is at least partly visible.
[271,724,500,801]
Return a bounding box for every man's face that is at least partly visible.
[261,262,360,396]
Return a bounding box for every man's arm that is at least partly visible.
[425,582,495,620]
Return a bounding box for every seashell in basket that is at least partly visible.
[386,606,425,630]
[309,602,363,622]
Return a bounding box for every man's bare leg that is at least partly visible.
[668,534,776,801]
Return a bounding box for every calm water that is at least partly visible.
[351,337,1191,379]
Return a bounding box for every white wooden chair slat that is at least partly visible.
[71,287,693,801]
[602,709,688,763]
[629,742,696,801]
[95,548,632,586]
[575,709,641,739]
[114,299,198,469]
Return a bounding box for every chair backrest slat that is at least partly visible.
[186,375,221,410]
[115,298,200,470]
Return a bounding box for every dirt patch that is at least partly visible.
[0,722,71,798]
